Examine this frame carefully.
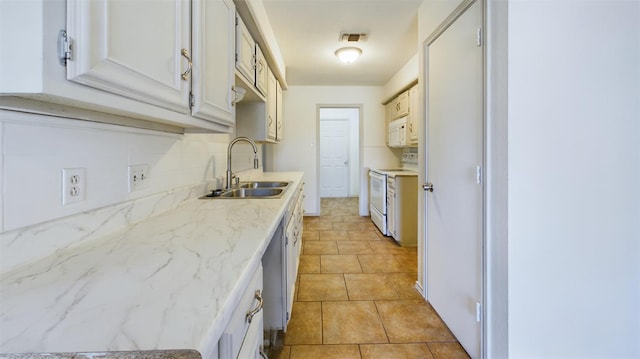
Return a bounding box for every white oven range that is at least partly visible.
[369,169,389,235]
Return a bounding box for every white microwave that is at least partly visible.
[388,117,408,147]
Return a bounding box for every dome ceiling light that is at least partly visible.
[335,32,367,64]
[335,47,362,64]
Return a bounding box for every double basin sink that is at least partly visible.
[201,181,291,199]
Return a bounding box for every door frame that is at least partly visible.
[315,105,363,212]
[319,118,351,198]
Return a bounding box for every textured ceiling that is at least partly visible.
[262,0,422,86]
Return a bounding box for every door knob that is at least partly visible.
[423,182,434,192]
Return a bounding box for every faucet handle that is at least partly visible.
[234,176,240,186]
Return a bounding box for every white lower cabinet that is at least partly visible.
[262,183,304,332]
[387,177,396,238]
[219,265,265,359]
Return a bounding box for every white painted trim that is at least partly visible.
[484,1,509,357]
[315,105,364,215]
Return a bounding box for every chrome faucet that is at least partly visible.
[226,136,259,189]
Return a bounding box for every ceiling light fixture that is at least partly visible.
[335,47,362,64]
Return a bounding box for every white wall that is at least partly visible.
[272,86,398,215]
[507,1,640,357]
[382,53,419,103]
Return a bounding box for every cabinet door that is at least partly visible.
[191,0,235,126]
[255,45,268,96]
[266,67,277,141]
[387,186,396,238]
[394,90,410,119]
[66,0,190,114]
[276,80,283,141]
[285,216,297,328]
[236,15,255,84]
[218,265,264,359]
[235,310,265,359]
[408,85,419,145]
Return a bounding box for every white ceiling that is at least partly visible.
[261,0,422,86]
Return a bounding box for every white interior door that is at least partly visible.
[320,120,349,197]
[425,1,483,358]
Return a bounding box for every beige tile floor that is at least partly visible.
[271,197,470,359]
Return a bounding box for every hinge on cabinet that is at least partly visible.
[57,30,72,66]
[189,92,195,108]
[286,312,290,321]
[476,27,483,47]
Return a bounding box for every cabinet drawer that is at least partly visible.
[219,265,264,359]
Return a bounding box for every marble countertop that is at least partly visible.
[0,172,304,358]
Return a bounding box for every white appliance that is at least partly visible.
[369,169,388,234]
[388,117,408,147]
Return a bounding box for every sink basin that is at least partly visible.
[238,181,290,189]
[216,188,284,198]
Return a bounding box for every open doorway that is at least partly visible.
[318,107,361,199]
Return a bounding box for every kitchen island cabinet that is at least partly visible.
[0,172,304,359]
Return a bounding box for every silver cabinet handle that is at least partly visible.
[423,182,434,192]
[246,290,263,323]
[181,48,192,80]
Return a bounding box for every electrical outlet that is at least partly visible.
[128,164,150,192]
[62,168,85,205]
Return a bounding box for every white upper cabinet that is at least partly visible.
[255,45,268,96]
[390,90,410,120]
[191,0,235,126]
[266,66,277,141]
[276,79,283,141]
[235,15,255,86]
[0,0,235,132]
[66,0,190,114]
[408,85,419,145]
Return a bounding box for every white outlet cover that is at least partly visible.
[62,168,85,205]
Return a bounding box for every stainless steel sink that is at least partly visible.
[220,188,284,198]
[200,181,290,199]
[201,187,285,199]
[238,181,290,189]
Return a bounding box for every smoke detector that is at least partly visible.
[339,33,369,42]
